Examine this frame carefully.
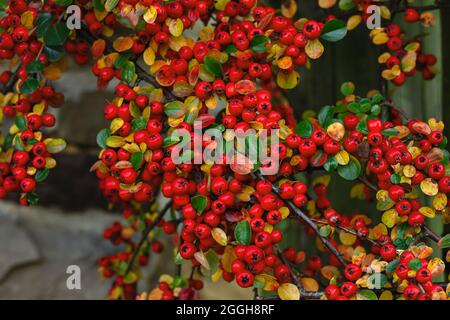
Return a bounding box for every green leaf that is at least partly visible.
[340,82,355,96]
[204,250,219,275]
[356,120,368,135]
[35,168,50,182]
[339,0,355,10]
[382,128,400,136]
[203,57,222,77]
[439,234,450,248]
[324,156,338,172]
[337,156,361,181]
[44,46,65,62]
[121,61,135,84]
[250,35,269,52]
[224,44,237,54]
[0,0,7,10]
[131,117,147,131]
[191,195,207,215]
[172,275,188,288]
[130,152,143,170]
[13,134,25,151]
[26,61,45,74]
[14,116,27,131]
[371,104,381,116]
[54,0,73,6]
[92,0,105,11]
[356,289,378,300]
[318,105,334,128]
[386,259,399,273]
[319,225,331,237]
[347,102,361,113]
[19,78,39,94]
[164,101,185,118]
[163,135,181,148]
[408,258,422,271]
[44,22,70,47]
[113,55,130,69]
[104,0,119,11]
[36,13,53,38]
[321,19,348,42]
[294,120,313,138]
[390,173,401,184]
[96,128,110,149]
[26,192,39,205]
[234,220,251,245]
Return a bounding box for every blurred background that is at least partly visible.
[0,0,448,299]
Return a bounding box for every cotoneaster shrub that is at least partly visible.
[0,0,449,300]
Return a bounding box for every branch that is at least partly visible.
[77,27,179,102]
[311,218,380,247]
[276,248,324,300]
[124,201,172,275]
[422,225,441,243]
[255,172,347,266]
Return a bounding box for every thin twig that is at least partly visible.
[311,218,379,247]
[276,248,324,299]
[422,225,441,243]
[255,172,347,266]
[124,201,172,275]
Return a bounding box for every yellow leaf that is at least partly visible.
[106,136,125,148]
[339,231,357,246]
[20,11,34,29]
[347,15,362,31]
[380,6,391,19]
[199,26,214,41]
[312,174,331,187]
[211,268,223,282]
[335,150,350,165]
[277,71,300,89]
[143,47,155,66]
[279,207,290,220]
[321,265,340,280]
[221,246,237,273]
[428,118,444,131]
[433,193,447,211]
[419,206,436,218]
[379,290,393,300]
[44,138,67,153]
[110,118,124,134]
[420,178,439,196]
[427,258,445,277]
[305,39,324,59]
[113,36,133,52]
[205,95,217,110]
[32,102,46,115]
[143,6,158,24]
[327,122,345,141]
[278,283,300,300]
[168,18,183,37]
[281,0,298,18]
[277,56,293,70]
[382,209,398,228]
[45,157,56,169]
[211,228,227,246]
[255,274,279,291]
[378,52,391,64]
[373,32,389,45]
[300,277,319,292]
[318,0,336,9]
[350,183,365,200]
[403,165,416,178]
